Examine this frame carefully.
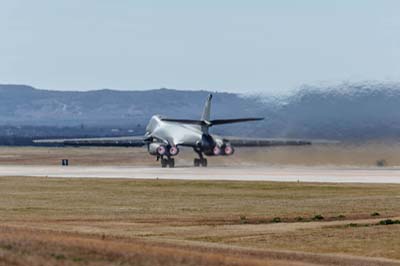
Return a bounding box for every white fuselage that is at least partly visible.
[146,115,205,146]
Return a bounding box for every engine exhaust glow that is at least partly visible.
[169,146,179,156]
[157,145,166,155]
[224,145,234,155]
[213,146,221,155]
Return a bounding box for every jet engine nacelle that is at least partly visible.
[223,144,234,156]
[148,143,179,156]
[202,143,235,156]
[199,134,234,156]
[148,143,167,156]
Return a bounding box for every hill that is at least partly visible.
[1,82,400,140]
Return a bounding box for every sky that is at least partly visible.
[1,0,400,94]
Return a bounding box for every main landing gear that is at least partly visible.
[193,158,207,167]
[193,149,207,167]
[159,156,175,168]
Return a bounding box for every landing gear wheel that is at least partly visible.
[194,158,207,167]
[168,158,175,168]
[161,159,168,168]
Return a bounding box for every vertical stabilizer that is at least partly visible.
[201,94,212,121]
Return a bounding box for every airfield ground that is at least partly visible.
[0,145,400,265]
[1,177,400,266]
[1,141,400,167]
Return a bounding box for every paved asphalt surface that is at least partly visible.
[1,165,400,183]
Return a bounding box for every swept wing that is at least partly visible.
[33,136,146,147]
[220,136,312,147]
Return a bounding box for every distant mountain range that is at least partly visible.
[1,82,400,140]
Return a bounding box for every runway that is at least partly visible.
[1,165,400,183]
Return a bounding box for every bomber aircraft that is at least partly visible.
[35,94,311,167]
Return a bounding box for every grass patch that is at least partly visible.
[342,219,400,228]
[312,214,324,221]
[271,217,282,223]
[239,215,248,224]
[378,219,400,225]
[346,223,371,228]
[295,216,304,222]
[51,253,66,260]
[0,244,13,250]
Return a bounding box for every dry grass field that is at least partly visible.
[1,145,400,265]
[0,175,400,265]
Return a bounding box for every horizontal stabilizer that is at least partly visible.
[210,118,264,125]
[161,117,263,126]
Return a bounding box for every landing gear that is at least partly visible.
[161,158,167,168]
[193,158,207,167]
[193,149,207,167]
[169,158,175,168]
[160,157,175,168]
